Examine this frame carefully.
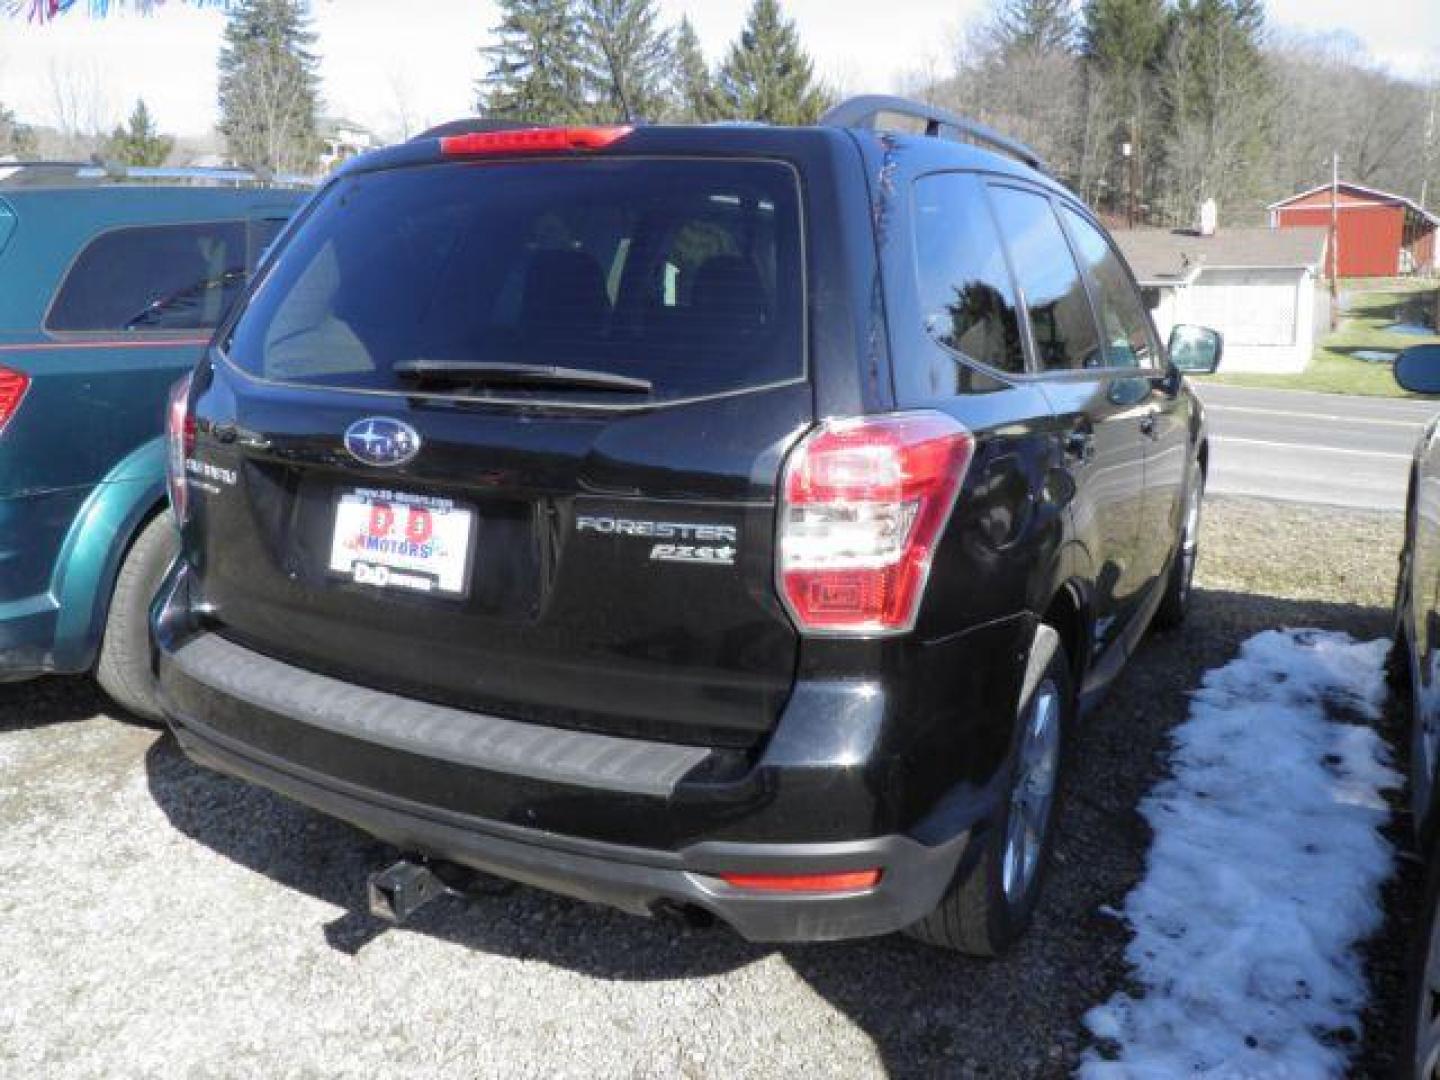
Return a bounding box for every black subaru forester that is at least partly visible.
[153,97,1220,955]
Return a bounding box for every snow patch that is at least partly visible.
[1081,630,1400,1078]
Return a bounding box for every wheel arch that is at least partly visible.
[1040,578,1090,690]
[47,438,169,672]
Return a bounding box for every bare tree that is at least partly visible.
[46,57,113,155]
[938,13,1086,186]
[1267,32,1438,208]
[386,64,419,142]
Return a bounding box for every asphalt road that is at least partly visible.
[1194,382,1438,512]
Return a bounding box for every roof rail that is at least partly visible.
[0,161,316,188]
[76,164,318,187]
[820,95,1048,174]
[0,159,89,170]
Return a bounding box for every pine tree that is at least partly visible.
[669,16,715,122]
[1082,0,1165,70]
[217,0,321,175]
[713,0,829,125]
[105,98,173,166]
[1158,0,1271,220]
[1081,0,1166,212]
[576,0,671,122]
[478,0,587,123]
[991,0,1076,56]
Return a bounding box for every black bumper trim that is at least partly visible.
[169,632,712,798]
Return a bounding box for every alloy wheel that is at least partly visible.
[1002,678,1061,903]
[1178,474,1204,604]
[1416,896,1440,1078]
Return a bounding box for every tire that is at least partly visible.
[907,627,1073,956]
[95,511,179,725]
[1402,851,1440,1079]
[1391,544,1416,695]
[1153,462,1204,631]
[1392,512,1440,846]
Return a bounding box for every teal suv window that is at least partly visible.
[47,220,247,333]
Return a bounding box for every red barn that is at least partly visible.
[1268,182,1438,278]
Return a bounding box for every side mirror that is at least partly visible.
[1168,324,1223,375]
[1394,344,1440,395]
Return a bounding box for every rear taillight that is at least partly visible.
[440,125,632,157]
[0,365,30,436]
[778,411,974,636]
[165,373,195,523]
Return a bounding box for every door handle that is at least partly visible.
[209,420,269,451]
[1139,412,1158,438]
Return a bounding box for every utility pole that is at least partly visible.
[1131,116,1142,228]
[1421,80,1437,211]
[1330,151,1340,329]
[1121,117,1138,229]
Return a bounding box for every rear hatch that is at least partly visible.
[187,146,814,747]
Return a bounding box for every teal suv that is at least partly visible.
[0,163,306,718]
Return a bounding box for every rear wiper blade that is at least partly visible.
[393,360,652,394]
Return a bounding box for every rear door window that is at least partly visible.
[224,159,805,403]
[912,173,1025,374]
[988,186,1102,372]
[47,221,247,333]
[1060,205,1157,370]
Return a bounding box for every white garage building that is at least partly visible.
[1113,227,1330,375]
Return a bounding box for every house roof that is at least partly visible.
[319,117,376,138]
[1268,181,1440,227]
[1113,226,1330,287]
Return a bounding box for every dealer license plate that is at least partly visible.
[327,488,474,598]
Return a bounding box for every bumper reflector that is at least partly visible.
[720,869,882,893]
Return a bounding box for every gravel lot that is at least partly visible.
[0,496,1412,1078]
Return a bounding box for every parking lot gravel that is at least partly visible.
[0,495,1411,1078]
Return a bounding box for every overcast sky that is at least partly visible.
[0,0,1433,141]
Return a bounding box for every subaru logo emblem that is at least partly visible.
[344,417,421,467]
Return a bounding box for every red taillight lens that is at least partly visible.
[778,411,974,635]
[165,373,195,523]
[720,869,883,893]
[440,125,632,157]
[0,365,30,435]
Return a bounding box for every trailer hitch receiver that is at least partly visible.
[367,860,448,923]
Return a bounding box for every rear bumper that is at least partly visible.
[154,561,1028,942]
[167,707,966,941]
[0,593,58,678]
[0,476,161,677]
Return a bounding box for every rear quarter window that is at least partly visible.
[47,221,248,333]
[224,159,806,404]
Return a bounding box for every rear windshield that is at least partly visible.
[225,159,805,403]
